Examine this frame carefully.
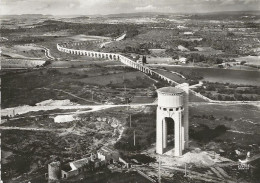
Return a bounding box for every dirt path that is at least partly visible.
[1,102,157,119]
[0,126,63,132]
[37,45,55,60]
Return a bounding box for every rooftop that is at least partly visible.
[71,158,90,169]
[157,87,183,95]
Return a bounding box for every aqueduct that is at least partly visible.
[56,37,213,103]
[57,42,179,84]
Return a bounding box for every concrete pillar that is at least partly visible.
[156,108,163,155]
[176,83,189,148]
[181,123,185,151]
[174,112,182,156]
[163,119,167,148]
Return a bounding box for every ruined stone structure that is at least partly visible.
[48,161,61,181]
[156,84,189,156]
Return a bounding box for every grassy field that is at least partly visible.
[48,60,124,68]
[2,45,46,59]
[2,64,156,108]
[77,71,150,86]
[190,103,260,148]
[190,103,260,131]
[2,59,46,68]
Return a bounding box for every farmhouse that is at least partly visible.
[97,146,120,164]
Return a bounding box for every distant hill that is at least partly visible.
[101,10,260,18]
[0,14,53,19]
[1,10,259,19]
[200,10,260,15]
[103,12,173,18]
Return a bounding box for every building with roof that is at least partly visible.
[54,147,120,180]
[61,154,97,179]
[97,146,120,164]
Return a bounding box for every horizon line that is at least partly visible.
[1,10,259,16]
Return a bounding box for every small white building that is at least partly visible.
[178,45,190,52]
[179,57,187,64]
[177,25,187,29]
[54,115,77,123]
[183,32,194,35]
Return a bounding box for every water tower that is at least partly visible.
[156,84,189,156]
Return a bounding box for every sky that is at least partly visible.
[0,0,259,15]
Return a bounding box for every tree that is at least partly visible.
[142,56,147,64]
[240,61,246,65]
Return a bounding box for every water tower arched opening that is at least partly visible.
[164,117,175,148]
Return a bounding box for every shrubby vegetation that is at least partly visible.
[190,124,228,143]
[115,112,156,151]
[108,76,153,89]
[1,20,142,38]
[194,81,260,101]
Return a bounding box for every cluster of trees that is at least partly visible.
[165,40,198,54]
[200,92,258,101]
[42,60,51,67]
[190,124,228,143]
[195,82,260,101]
[223,116,233,121]
[180,71,203,85]
[10,37,46,44]
[185,53,224,64]
[192,114,233,121]
[123,46,150,55]
[191,114,216,121]
[200,36,240,54]
[217,87,260,95]
[165,49,179,59]
[233,94,258,101]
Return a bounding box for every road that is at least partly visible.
[30,44,55,60]
[2,100,259,119]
